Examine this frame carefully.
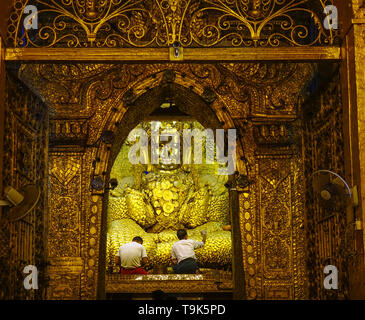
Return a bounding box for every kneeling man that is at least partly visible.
[116,236,148,275]
[171,229,207,274]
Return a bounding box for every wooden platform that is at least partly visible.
[106,270,233,294]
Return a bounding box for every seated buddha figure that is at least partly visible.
[106,121,232,271]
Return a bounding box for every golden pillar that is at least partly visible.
[340,1,365,298]
[0,36,5,209]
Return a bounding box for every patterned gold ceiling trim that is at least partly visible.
[7,0,339,48]
[18,62,314,121]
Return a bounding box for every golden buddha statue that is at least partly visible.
[106,121,232,271]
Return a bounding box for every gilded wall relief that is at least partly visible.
[1,74,48,300]
[46,149,103,299]
[7,0,338,48]
[47,153,86,299]
[48,274,81,300]
[303,72,350,299]
[47,257,83,299]
[239,118,306,300]
[49,154,82,257]
[18,63,314,123]
[257,156,306,299]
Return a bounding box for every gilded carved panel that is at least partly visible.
[7,0,338,48]
[47,145,102,299]
[48,274,81,300]
[47,153,86,299]
[240,152,306,300]
[303,71,350,299]
[105,273,233,294]
[18,63,314,122]
[48,154,82,257]
[257,155,306,299]
[47,257,83,299]
[1,74,48,300]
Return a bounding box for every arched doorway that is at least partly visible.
[94,76,247,299]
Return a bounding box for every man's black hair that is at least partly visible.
[133,236,143,243]
[177,229,187,240]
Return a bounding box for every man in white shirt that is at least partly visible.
[171,229,207,274]
[115,236,148,275]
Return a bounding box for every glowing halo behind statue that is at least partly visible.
[106,120,232,272]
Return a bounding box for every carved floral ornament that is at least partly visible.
[7,0,339,48]
[18,62,314,119]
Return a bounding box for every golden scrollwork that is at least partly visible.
[188,0,338,47]
[7,0,338,48]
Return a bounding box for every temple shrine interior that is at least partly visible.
[0,0,365,301]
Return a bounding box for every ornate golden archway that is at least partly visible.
[98,77,245,298]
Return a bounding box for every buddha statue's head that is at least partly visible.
[149,121,186,171]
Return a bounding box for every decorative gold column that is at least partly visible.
[230,178,247,300]
[339,1,365,299]
[0,37,5,203]
[0,35,8,300]
[47,153,84,299]
[243,121,307,300]
[47,137,101,299]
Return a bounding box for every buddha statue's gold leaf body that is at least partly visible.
[107,121,232,269]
